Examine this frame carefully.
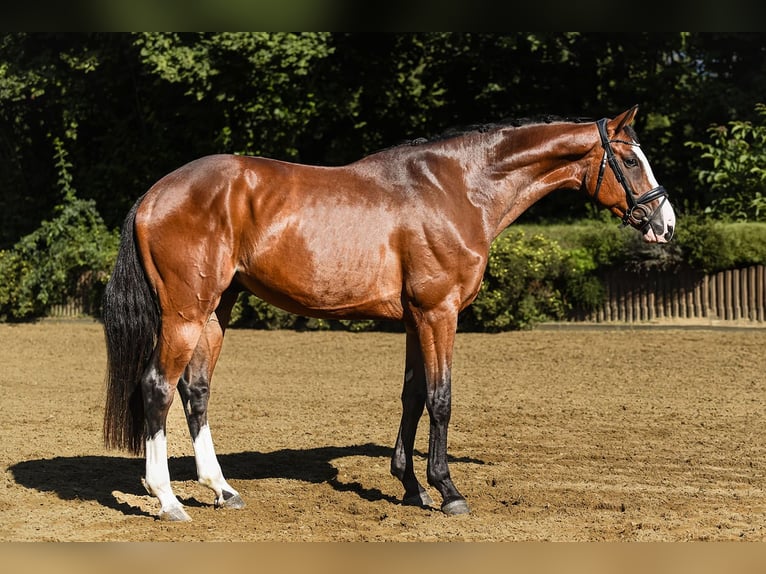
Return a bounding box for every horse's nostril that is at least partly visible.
[650,218,665,236]
[664,225,675,241]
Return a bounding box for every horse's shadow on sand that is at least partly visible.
[9,444,483,518]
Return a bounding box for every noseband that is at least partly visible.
[593,118,669,232]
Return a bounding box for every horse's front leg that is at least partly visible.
[391,329,435,508]
[411,307,470,515]
[177,310,244,511]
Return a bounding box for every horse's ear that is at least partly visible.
[609,105,639,135]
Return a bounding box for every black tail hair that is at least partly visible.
[102,196,159,455]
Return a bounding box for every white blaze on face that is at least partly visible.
[634,146,676,243]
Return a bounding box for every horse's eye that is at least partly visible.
[624,157,639,168]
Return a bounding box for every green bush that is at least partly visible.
[517,219,634,267]
[0,196,119,320]
[464,229,603,331]
[520,217,766,274]
[673,215,766,273]
[0,139,119,321]
[229,293,299,330]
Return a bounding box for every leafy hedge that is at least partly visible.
[520,215,766,273]
[459,230,603,331]
[685,102,766,222]
[0,196,119,321]
[671,216,766,273]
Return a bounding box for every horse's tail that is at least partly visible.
[102,196,159,455]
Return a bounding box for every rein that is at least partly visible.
[593,118,669,232]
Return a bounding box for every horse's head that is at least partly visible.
[586,105,676,243]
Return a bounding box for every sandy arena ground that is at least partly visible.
[1,321,765,541]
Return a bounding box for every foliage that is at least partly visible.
[134,32,333,159]
[672,215,766,273]
[229,294,381,332]
[0,196,119,320]
[520,218,766,275]
[464,230,604,331]
[0,141,119,320]
[515,218,677,272]
[0,32,338,247]
[685,103,766,221]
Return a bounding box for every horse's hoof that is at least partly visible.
[159,506,192,522]
[441,499,470,515]
[403,490,435,508]
[216,492,246,510]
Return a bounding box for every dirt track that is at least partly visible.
[1,321,765,541]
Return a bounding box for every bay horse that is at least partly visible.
[103,105,676,521]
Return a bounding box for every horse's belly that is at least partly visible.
[239,240,403,320]
[236,197,407,318]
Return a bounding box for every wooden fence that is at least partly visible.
[577,265,766,323]
[48,299,92,319]
[47,273,100,319]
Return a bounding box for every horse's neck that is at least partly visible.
[478,123,596,240]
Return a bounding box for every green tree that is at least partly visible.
[135,32,334,158]
[685,103,766,221]
[0,33,337,245]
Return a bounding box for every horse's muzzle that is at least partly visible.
[624,186,675,244]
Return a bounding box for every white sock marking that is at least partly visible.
[145,431,184,513]
[193,424,239,501]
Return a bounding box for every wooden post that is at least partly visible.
[716,271,725,320]
[755,266,760,322]
[693,274,703,319]
[758,265,765,322]
[725,269,733,320]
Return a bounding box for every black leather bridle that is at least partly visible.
[593,118,669,233]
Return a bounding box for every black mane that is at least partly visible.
[399,115,596,148]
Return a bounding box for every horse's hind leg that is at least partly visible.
[141,316,207,522]
[177,290,244,510]
[390,329,435,508]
